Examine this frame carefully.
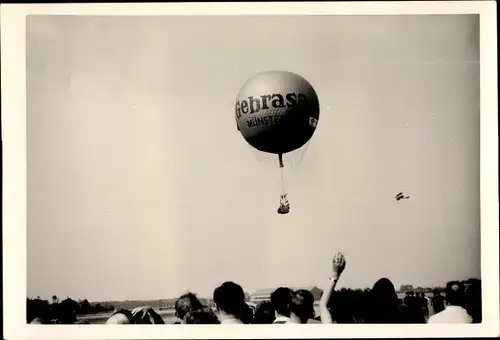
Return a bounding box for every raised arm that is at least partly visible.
[319,252,346,324]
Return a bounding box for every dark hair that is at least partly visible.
[252,301,276,324]
[365,278,405,324]
[133,307,165,324]
[241,303,254,324]
[290,290,315,323]
[175,293,205,320]
[445,281,466,307]
[465,280,482,323]
[185,308,220,324]
[270,287,293,317]
[58,298,78,324]
[371,278,398,303]
[213,281,245,317]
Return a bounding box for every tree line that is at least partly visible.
[27,296,115,324]
[398,278,480,294]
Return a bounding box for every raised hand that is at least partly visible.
[332,252,346,279]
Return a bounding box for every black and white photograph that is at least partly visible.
[2,2,498,339]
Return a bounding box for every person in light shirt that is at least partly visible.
[427,281,472,324]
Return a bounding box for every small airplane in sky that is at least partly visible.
[395,192,410,201]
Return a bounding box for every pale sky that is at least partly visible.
[26,14,480,302]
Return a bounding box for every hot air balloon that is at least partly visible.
[235,70,320,214]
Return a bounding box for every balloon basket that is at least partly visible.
[277,194,290,215]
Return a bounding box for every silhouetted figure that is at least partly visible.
[287,290,315,324]
[27,297,52,324]
[270,287,294,324]
[175,293,205,323]
[58,298,78,324]
[403,291,412,307]
[420,293,429,317]
[241,303,254,324]
[465,280,482,323]
[213,281,247,324]
[364,278,406,323]
[252,301,276,324]
[432,291,445,315]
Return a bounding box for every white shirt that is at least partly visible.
[427,305,473,324]
[273,316,290,324]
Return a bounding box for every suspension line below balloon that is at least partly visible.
[278,154,286,194]
[280,166,286,195]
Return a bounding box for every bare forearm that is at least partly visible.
[320,277,338,324]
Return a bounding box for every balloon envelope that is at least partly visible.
[235,71,320,155]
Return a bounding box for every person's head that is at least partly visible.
[289,290,315,324]
[175,293,205,321]
[58,298,77,324]
[241,303,254,324]
[445,281,466,307]
[106,309,134,324]
[213,281,246,319]
[365,278,401,323]
[131,306,165,324]
[252,301,276,324]
[270,287,293,318]
[184,308,220,324]
[371,278,398,304]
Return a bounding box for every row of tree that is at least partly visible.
[398,278,481,294]
[27,296,116,323]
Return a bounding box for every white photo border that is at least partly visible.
[1,1,498,339]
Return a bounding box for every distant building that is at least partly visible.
[249,286,323,304]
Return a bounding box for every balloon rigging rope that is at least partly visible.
[280,166,286,195]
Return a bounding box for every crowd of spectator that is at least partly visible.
[27,253,482,325]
